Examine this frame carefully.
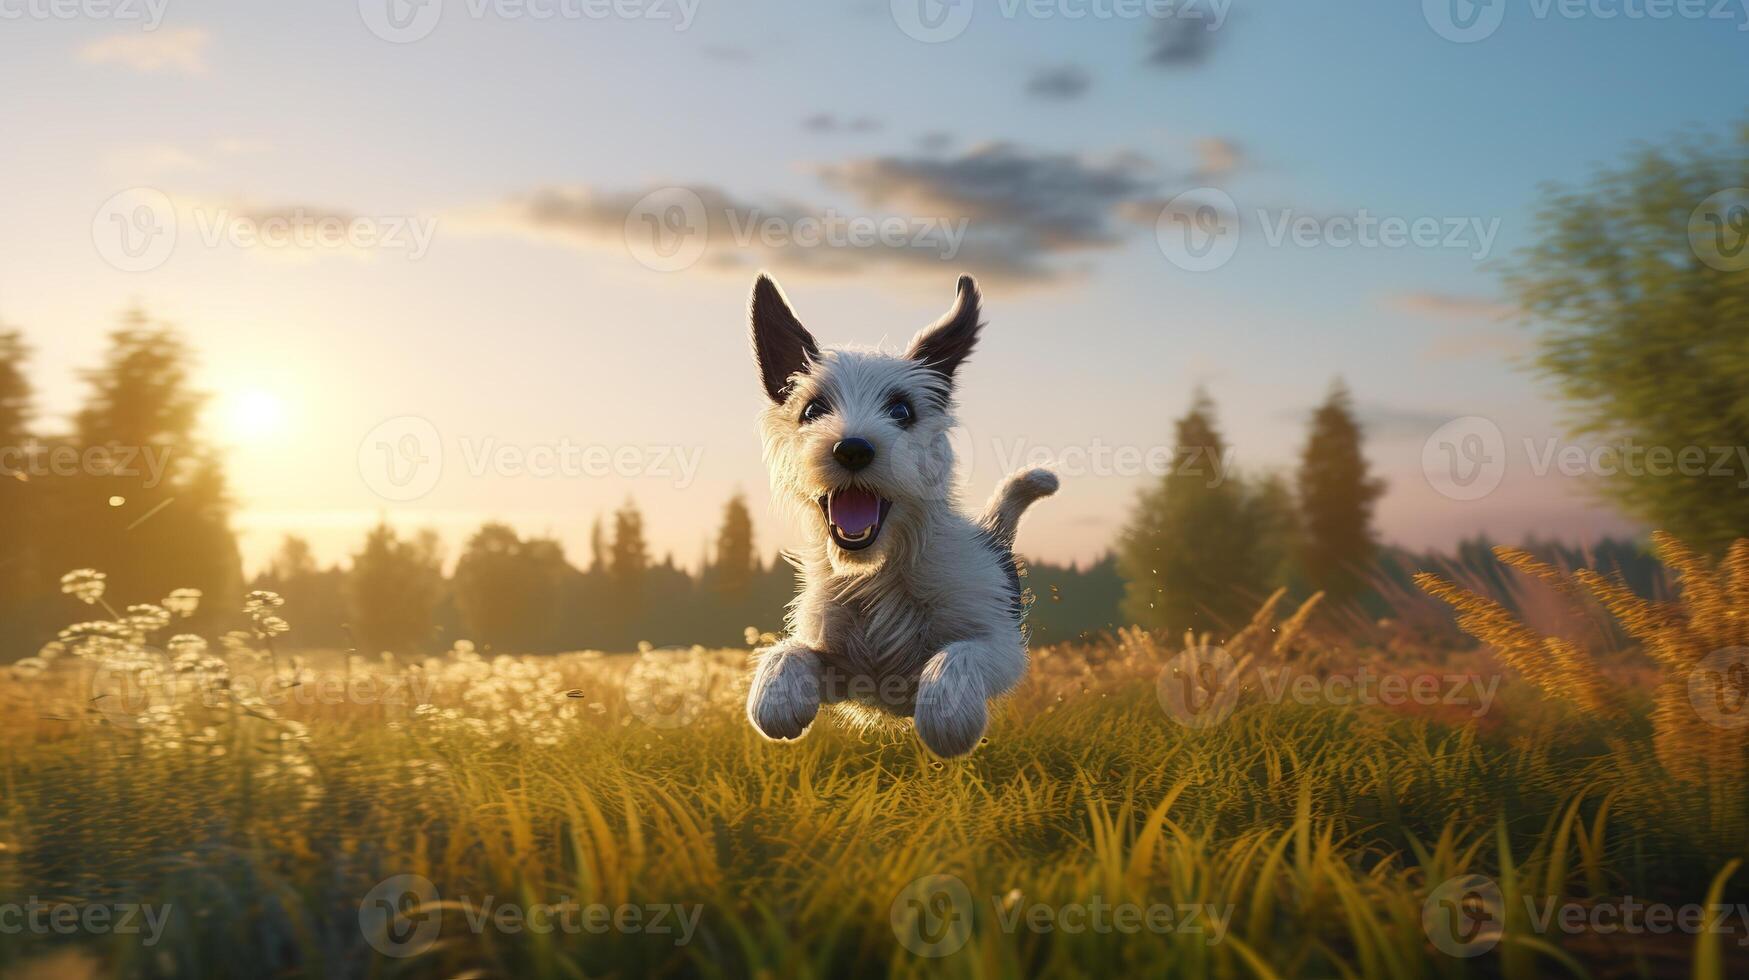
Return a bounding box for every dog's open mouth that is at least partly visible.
[819,487,893,552]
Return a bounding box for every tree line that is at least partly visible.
[6,119,1744,656]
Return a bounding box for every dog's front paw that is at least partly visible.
[747,641,823,741]
[913,649,988,758]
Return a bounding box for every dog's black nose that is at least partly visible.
[832,437,875,472]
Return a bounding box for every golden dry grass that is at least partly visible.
[0,573,1744,978]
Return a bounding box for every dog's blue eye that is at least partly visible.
[887,401,913,425]
[801,399,828,423]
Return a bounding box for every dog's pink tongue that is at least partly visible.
[829,487,881,534]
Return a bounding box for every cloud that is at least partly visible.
[1025,65,1092,100]
[107,143,208,178]
[482,183,1016,282]
[700,44,754,63]
[802,113,883,134]
[479,142,1239,285]
[817,142,1158,254]
[1192,137,1243,180]
[1387,291,1517,320]
[917,131,955,153]
[1352,403,1461,441]
[78,28,210,76]
[1385,292,1531,359]
[1145,17,1220,67]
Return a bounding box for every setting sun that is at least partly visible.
[218,386,290,442]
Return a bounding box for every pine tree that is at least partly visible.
[346,522,443,654]
[1296,380,1384,602]
[712,493,758,597]
[453,523,567,650]
[0,329,37,634]
[1118,389,1268,633]
[43,311,241,620]
[609,500,650,607]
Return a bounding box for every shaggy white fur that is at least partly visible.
[744,273,1058,757]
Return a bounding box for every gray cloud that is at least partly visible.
[1145,17,1220,67]
[1025,65,1092,100]
[917,131,955,153]
[818,142,1159,254]
[485,142,1243,285]
[700,44,754,63]
[803,113,884,134]
[1353,403,1462,441]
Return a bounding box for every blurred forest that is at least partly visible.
[5,127,1745,657]
[0,309,1669,661]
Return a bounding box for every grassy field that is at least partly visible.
[2,546,1749,979]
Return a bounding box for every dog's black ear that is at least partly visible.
[906,275,982,383]
[749,273,820,403]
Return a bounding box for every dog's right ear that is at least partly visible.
[749,273,820,403]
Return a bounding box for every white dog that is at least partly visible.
[744,273,1058,757]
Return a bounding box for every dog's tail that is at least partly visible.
[978,467,1058,552]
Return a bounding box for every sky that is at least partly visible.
[1,0,1744,574]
